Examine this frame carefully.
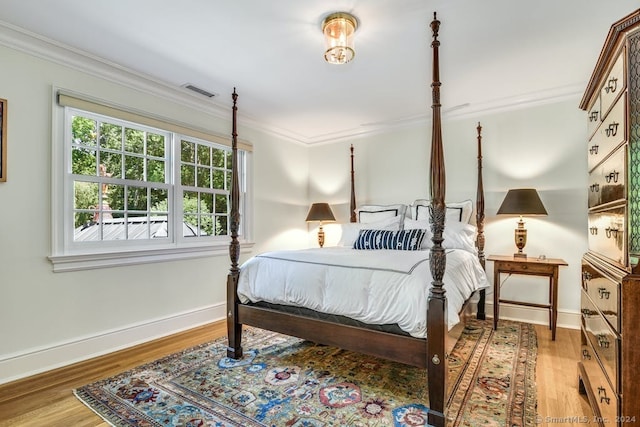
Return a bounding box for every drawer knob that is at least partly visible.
[590,183,600,192]
[598,287,611,300]
[589,111,599,122]
[589,144,599,155]
[589,227,598,235]
[582,349,592,360]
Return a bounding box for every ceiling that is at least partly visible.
[0,1,638,144]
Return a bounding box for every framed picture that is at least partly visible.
[0,98,6,182]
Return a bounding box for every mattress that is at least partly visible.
[237,246,489,338]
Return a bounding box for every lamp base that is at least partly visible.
[513,252,527,259]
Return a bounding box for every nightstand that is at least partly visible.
[488,255,568,340]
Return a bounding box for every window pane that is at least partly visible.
[147,159,165,183]
[201,193,214,214]
[225,170,231,190]
[201,214,214,236]
[72,147,97,176]
[183,191,198,213]
[184,214,198,234]
[212,148,225,168]
[107,184,125,211]
[197,145,211,166]
[181,140,195,163]
[147,133,165,157]
[215,194,227,214]
[72,116,97,147]
[197,166,210,188]
[127,214,150,240]
[100,122,122,150]
[125,155,144,181]
[151,214,169,238]
[127,186,148,211]
[150,188,168,212]
[101,152,122,178]
[216,215,228,236]
[213,169,224,189]
[181,164,195,186]
[124,128,144,154]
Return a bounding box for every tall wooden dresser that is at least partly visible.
[579,9,640,425]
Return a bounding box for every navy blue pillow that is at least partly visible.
[354,229,426,251]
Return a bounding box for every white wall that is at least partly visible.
[309,99,588,329]
[0,42,308,383]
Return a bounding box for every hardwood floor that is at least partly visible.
[0,321,592,426]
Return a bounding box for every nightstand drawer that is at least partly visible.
[495,261,554,275]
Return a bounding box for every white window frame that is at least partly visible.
[49,90,253,272]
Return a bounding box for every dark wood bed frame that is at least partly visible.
[225,13,485,427]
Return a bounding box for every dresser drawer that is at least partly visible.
[588,145,626,208]
[581,331,619,424]
[587,93,626,172]
[600,48,626,117]
[582,290,619,393]
[588,206,626,267]
[581,261,620,332]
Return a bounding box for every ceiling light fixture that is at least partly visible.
[322,12,358,65]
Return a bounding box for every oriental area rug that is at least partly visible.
[75,319,537,426]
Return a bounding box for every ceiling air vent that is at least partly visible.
[182,83,217,98]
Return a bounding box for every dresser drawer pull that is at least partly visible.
[605,122,619,137]
[604,77,618,94]
[589,226,598,235]
[582,349,592,360]
[583,271,593,281]
[605,227,619,238]
[605,171,619,183]
[590,183,600,192]
[598,287,611,299]
[589,144,599,155]
[589,111,599,122]
[597,386,611,405]
[597,334,611,348]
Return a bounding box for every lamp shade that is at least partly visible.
[305,203,336,222]
[497,189,548,216]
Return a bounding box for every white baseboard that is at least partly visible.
[485,302,581,330]
[0,304,225,385]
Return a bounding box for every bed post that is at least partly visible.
[475,122,486,320]
[427,12,447,427]
[226,88,243,359]
[350,144,357,223]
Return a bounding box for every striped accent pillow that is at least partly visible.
[353,228,426,251]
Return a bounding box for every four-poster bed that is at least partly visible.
[225,13,486,427]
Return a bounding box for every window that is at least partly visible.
[50,91,251,271]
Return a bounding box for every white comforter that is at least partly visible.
[237,247,488,338]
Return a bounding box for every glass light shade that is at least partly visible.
[322,12,358,65]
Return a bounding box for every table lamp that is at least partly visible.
[497,188,548,258]
[306,203,336,247]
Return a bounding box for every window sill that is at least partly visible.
[48,242,255,272]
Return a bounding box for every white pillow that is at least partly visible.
[404,218,477,253]
[411,199,474,223]
[355,204,408,224]
[337,215,402,246]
